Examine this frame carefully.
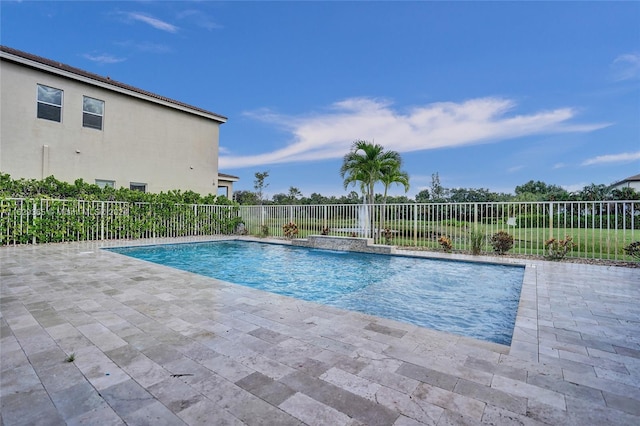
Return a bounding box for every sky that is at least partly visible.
[1,1,639,199]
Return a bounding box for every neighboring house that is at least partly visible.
[0,45,238,196]
[610,173,640,192]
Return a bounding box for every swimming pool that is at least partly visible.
[107,240,524,345]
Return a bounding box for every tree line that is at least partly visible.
[236,139,639,205]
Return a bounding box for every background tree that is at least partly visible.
[430,172,448,202]
[415,189,430,203]
[575,183,611,201]
[514,180,569,201]
[287,186,303,204]
[253,171,269,205]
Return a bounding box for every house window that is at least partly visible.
[130,182,146,192]
[37,84,63,122]
[95,179,114,188]
[83,96,104,130]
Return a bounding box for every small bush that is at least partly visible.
[382,228,394,245]
[260,224,270,237]
[437,235,453,253]
[469,229,485,255]
[623,241,640,260]
[544,235,576,260]
[490,231,514,255]
[282,222,298,239]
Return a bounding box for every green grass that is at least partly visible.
[240,216,638,261]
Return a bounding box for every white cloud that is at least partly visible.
[83,53,126,64]
[582,151,640,166]
[507,165,524,173]
[612,53,640,81]
[177,9,222,30]
[553,162,566,169]
[562,183,587,193]
[220,97,610,169]
[122,12,178,33]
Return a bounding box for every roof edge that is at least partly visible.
[0,45,227,123]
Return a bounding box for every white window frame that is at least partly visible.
[95,179,115,188]
[82,96,104,130]
[36,84,63,122]
[130,182,147,192]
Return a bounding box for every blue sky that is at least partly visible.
[2,1,639,199]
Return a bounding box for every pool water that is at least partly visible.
[108,240,524,345]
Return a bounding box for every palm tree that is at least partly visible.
[379,162,410,238]
[380,163,410,205]
[340,140,401,205]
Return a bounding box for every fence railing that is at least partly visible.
[2,198,638,261]
[0,198,240,245]
[238,201,639,261]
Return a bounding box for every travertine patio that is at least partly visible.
[1,237,639,425]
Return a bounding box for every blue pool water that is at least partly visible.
[107,240,524,345]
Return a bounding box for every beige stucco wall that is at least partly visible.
[0,59,222,195]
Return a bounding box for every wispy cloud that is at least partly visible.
[611,53,640,81]
[121,12,178,33]
[582,151,640,166]
[220,97,610,169]
[115,40,172,54]
[507,165,524,173]
[83,53,126,64]
[177,9,222,30]
[553,162,566,169]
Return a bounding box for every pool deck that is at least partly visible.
[1,236,639,425]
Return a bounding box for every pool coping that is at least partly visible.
[2,236,639,425]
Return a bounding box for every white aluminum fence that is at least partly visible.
[2,198,638,261]
[238,201,639,261]
[0,198,239,245]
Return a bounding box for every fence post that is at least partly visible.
[32,201,37,244]
[549,202,554,239]
[413,204,418,246]
[323,205,327,230]
[474,203,478,229]
[101,201,105,241]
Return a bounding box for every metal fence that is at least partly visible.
[1,198,638,261]
[0,198,239,245]
[238,201,639,261]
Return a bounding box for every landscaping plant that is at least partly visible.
[490,231,514,255]
[437,235,453,253]
[623,241,640,260]
[282,222,299,239]
[544,235,576,260]
[469,228,485,255]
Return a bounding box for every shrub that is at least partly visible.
[544,235,576,260]
[437,235,453,253]
[469,228,485,255]
[282,222,298,239]
[490,231,514,255]
[382,228,394,245]
[623,241,640,260]
[260,224,270,237]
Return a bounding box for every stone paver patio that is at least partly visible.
[1,236,639,425]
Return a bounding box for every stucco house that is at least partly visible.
[610,173,640,192]
[0,46,238,197]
